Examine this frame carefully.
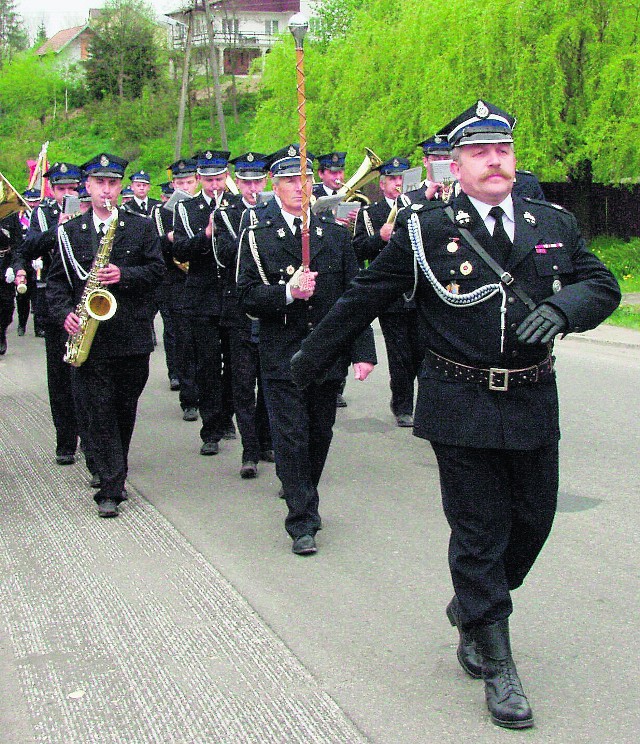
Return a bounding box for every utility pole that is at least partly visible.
[175,11,194,159]
[201,0,228,149]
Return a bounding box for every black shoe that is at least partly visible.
[0,334,6,355]
[200,440,219,456]
[55,453,76,465]
[183,407,198,422]
[97,499,119,518]
[292,534,317,555]
[474,620,534,730]
[222,423,237,440]
[17,326,25,337]
[120,488,129,501]
[395,413,414,428]
[169,377,180,391]
[90,474,102,488]
[277,486,285,499]
[240,461,258,479]
[336,393,348,408]
[260,449,275,463]
[446,597,483,679]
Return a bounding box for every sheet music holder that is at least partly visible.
[162,189,193,213]
[401,166,423,194]
[311,193,343,214]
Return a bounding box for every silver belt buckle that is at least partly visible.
[489,368,509,391]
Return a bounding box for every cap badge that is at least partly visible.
[178,161,185,170]
[60,163,68,173]
[476,100,489,118]
[392,158,400,167]
[434,135,443,144]
[523,211,536,225]
[140,170,146,175]
[247,152,254,162]
[287,145,297,157]
[277,228,286,238]
[205,151,213,159]
[286,265,295,275]
[332,154,339,163]
[100,155,110,167]
[455,210,471,226]
[460,261,473,276]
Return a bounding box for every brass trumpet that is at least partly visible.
[0,171,30,221]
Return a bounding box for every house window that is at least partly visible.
[265,20,279,35]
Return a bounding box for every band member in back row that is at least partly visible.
[47,153,165,518]
[215,152,274,479]
[290,100,620,729]
[352,157,424,428]
[237,147,376,556]
[171,150,231,456]
[124,170,160,216]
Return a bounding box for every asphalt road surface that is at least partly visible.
[1,319,638,743]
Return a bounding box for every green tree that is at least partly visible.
[35,21,47,48]
[0,0,29,67]
[85,0,165,101]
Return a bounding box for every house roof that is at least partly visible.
[36,25,91,55]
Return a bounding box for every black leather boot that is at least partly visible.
[446,597,482,678]
[474,619,534,729]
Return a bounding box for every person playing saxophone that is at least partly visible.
[47,153,165,518]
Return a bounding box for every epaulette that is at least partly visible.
[522,197,568,213]
[249,219,271,231]
[407,200,445,213]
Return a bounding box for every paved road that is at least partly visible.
[1,319,639,743]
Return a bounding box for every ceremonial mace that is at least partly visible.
[288,14,312,283]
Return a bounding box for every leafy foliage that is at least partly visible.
[249,0,640,182]
[85,0,166,101]
[0,0,28,67]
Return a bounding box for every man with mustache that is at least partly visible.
[290,101,620,729]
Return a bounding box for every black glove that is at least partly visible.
[516,303,567,344]
[290,349,326,389]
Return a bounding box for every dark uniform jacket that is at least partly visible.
[297,193,621,449]
[238,211,376,381]
[353,198,414,313]
[46,207,165,359]
[172,192,231,317]
[1,213,21,301]
[150,202,189,312]
[214,194,251,329]
[124,197,161,217]
[18,200,65,322]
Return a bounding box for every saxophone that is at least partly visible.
[63,202,118,367]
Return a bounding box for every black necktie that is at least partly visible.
[98,222,105,235]
[141,201,147,213]
[488,206,512,262]
[292,217,302,235]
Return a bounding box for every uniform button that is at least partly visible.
[510,323,517,330]
[307,322,313,328]
[507,297,516,304]
[512,350,518,357]
[450,269,456,276]
[552,265,559,271]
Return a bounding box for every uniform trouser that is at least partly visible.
[76,354,150,504]
[44,324,79,457]
[378,310,423,417]
[262,378,341,539]
[228,330,271,463]
[16,282,32,329]
[220,327,235,428]
[33,284,46,332]
[156,287,176,380]
[173,311,198,409]
[431,442,559,630]
[0,286,14,335]
[190,316,223,443]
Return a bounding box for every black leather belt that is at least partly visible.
[428,350,554,392]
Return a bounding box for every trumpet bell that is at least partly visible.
[0,172,30,221]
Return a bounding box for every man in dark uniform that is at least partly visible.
[238,148,376,555]
[312,151,346,198]
[291,100,620,728]
[172,150,231,455]
[353,156,424,427]
[216,152,273,479]
[0,207,22,354]
[405,135,454,204]
[14,162,83,464]
[124,170,160,216]
[47,152,164,517]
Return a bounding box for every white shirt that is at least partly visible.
[468,194,515,242]
[92,212,115,234]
